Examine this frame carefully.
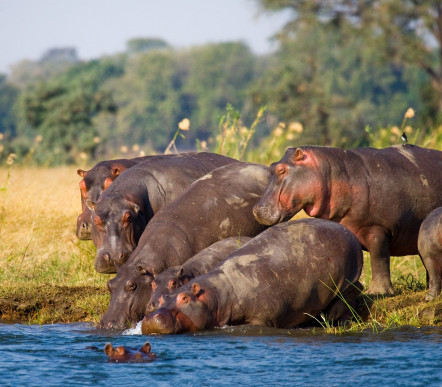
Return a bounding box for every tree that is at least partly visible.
[106,50,182,150]
[16,59,122,164]
[126,38,170,55]
[0,75,19,137]
[251,0,438,145]
[183,42,257,141]
[9,47,80,87]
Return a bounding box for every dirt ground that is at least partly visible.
[0,285,108,325]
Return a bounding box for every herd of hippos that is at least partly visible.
[76,144,441,344]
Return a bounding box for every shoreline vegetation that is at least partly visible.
[1,109,441,332]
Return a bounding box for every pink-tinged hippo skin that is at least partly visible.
[141,218,363,335]
[253,145,442,295]
[418,207,442,300]
[147,236,252,313]
[77,157,151,240]
[89,152,238,274]
[104,342,157,363]
[98,163,270,329]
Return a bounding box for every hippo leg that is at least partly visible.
[420,254,441,301]
[324,281,364,323]
[365,229,394,295]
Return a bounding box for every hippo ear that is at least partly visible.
[111,165,125,177]
[104,343,113,356]
[124,199,140,214]
[293,148,305,162]
[86,200,96,211]
[140,342,151,354]
[191,283,201,296]
[177,267,184,279]
[77,169,88,178]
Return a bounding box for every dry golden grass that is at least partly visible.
[0,166,105,288]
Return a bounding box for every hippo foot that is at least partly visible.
[425,290,441,302]
[366,283,394,297]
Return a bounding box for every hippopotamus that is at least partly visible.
[77,157,151,240]
[418,207,442,300]
[89,152,238,273]
[104,342,157,363]
[141,218,363,334]
[98,162,270,329]
[253,145,442,295]
[147,236,252,312]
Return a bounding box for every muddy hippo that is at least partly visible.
[141,218,363,334]
[89,152,238,273]
[77,157,152,239]
[418,207,442,300]
[148,236,252,312]
[253,145,442,295]
[98,162,270,329]
[104,342,157,363]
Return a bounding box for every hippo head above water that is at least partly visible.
[89,196,150,273]
[98,263,155,329]
[142,282,217,335]
[104,342,157,363]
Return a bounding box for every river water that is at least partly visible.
[0,322,440,386]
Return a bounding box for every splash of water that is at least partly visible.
[122,320,142,335]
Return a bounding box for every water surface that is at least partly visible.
[0,323,440,386]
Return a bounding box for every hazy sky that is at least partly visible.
[0,0,291,74]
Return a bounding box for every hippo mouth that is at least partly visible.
[142,310,181,335]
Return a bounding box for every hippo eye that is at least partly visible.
[168,279,178,289]
[177,293,189,306]
[275,164,287,177]
[121,212,132,228]
[126,281,137,292]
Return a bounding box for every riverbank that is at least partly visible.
[0,282,440,329]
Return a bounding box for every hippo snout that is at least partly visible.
[252,203,280,226]
[76,217,91,240]
[141,310,178,335]
[114,252,129,266]
[97,318,130,330]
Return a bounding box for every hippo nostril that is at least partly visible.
[146,302,155,313]
[81,221,88,230]
[103,253,111,261]
[159,296,164,306]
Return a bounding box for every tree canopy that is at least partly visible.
[0,1,441,165]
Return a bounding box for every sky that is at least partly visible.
[0,0,292,74]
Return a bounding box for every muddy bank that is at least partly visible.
[0,285,108,324]
[0,285,440,328]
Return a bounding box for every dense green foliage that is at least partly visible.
[0,1,441,165]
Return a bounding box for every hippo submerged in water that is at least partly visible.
[104,342,157,363]
[77,156,152,239]
[98,162,270,329]
[418,207,442,300]
[88,152,237,273]
[147,236,251,313]
[253,145,442,295]
[141,218,363,334]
